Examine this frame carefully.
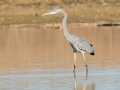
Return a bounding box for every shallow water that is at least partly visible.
[0,25,120,90]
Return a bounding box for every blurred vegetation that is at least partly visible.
[0,0,119,5]
[0,0,120,26]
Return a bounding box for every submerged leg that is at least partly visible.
[74,71,77,90]
[81,52,88,73]
[73,52,76,73]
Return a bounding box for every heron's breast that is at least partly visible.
[70,43,81,52]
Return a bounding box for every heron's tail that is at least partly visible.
[90,51,95,55]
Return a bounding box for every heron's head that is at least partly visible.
[41,8,61,16]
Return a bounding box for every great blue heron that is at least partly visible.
[42,8,95,73]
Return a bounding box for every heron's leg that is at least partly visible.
[73,52,76,73]
[81,52,88,73]
[74,71,77,90]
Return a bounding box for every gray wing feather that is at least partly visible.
[70,34,93,53]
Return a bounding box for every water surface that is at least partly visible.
[0,25,120,90]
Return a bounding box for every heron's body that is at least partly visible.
[42,8,95,73]
[69,34,94,54]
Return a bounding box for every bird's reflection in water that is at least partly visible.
[74,71,95,90]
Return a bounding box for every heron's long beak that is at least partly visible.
[41,13,49,16]
[41,11,56,16]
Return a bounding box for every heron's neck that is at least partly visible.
[61,10,71,41]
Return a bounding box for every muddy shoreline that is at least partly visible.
[0,22,120,30]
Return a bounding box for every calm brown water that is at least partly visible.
[0,25,120,90]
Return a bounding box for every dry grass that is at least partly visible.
[0,0,120,26]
